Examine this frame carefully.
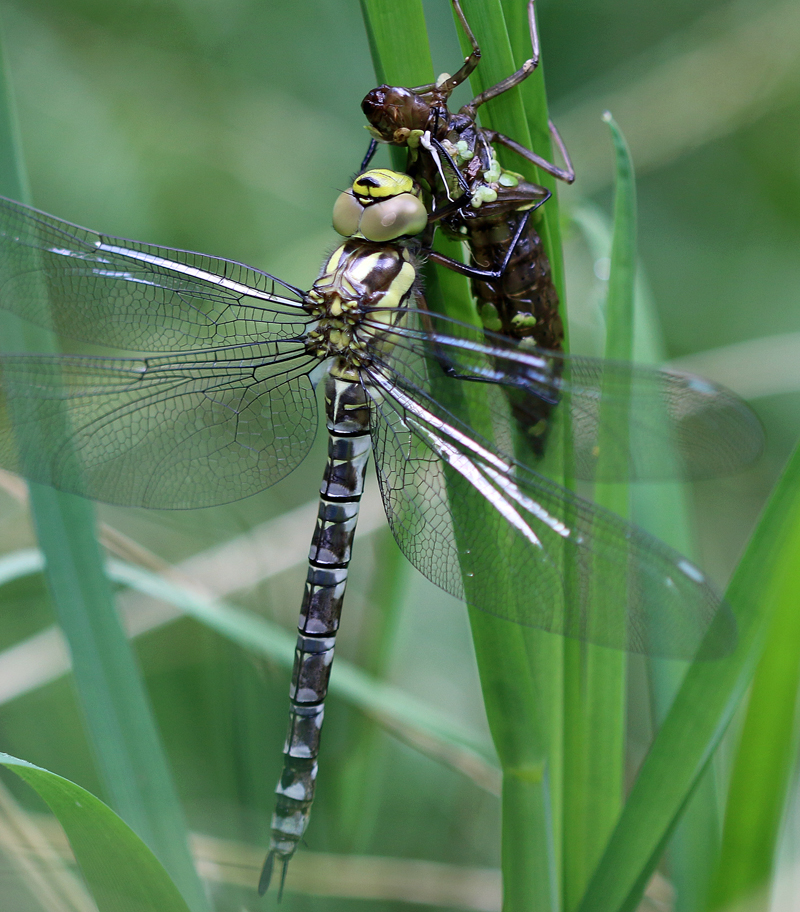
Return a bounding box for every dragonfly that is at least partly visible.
[362,0,574,447]
[0,169,761,894]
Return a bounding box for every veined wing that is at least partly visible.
[375,309,763,481]
[0,196,310,352]
[0,344,318,509]
[364,333,735,659]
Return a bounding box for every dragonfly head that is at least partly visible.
[332,169,427,242]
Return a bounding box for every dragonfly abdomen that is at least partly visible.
[261,375,371,895]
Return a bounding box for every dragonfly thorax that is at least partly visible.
[304,237,417,369]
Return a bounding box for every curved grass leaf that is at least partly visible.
[0,753,193,912]
[705,538,800,909]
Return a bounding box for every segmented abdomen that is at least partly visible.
[449,209,565,456]
[466,211,564,353]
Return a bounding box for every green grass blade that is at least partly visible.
[705,551,800,908]
[599,114,636,362]
[577,441,800,912]
[358,5,563,909]
[449,4,566,909]
[632,291,721,911]
[430,261,562,912]
[562,113,635,910]
[0,21,208,912]
[358,0,429,85]
[0,753,192,912]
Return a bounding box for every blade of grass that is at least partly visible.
[562,113,635,910]
[359,4,562,909]
[427,239,562,912]
[450,3,567,908]
[0,772,95,912]
[1,753,192,912]
[0,21,207,912]
[705,541,800,910]
[632,280,722,912]
[358,0,429,87]
[577,440,800,912]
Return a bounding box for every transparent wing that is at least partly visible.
[0,195,320,508]
[364,319,736,659]
[0,346,318,509]
[0,196,310,352]
[377,309,763,481]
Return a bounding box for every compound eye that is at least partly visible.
[332,190,364,237]
[358,193,428,242]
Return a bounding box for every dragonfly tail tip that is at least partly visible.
[258,851,291,901]
[257,851,274,896]
[278,858,289,902]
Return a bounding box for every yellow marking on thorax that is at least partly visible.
[348,250,384,284]
[380,260,415,311]
[325,244,346,274]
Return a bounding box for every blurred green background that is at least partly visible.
[0,0,797,909]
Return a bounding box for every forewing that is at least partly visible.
[364,329,735,659]
[381,310,763,481]
[0,196,310,351]
[0,346,318,509]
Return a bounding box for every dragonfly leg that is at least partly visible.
[413,292,482,382]
[428,248,495,281]
[483,123,575,184]
[409,0,482,97]
[424,133,474,221]
[428,207,540,283]
[360,138,379,173]
[460,0,540,117]
[415,291,529,387]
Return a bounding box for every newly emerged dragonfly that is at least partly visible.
[0,170,760,893]
[362,0,573,445]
